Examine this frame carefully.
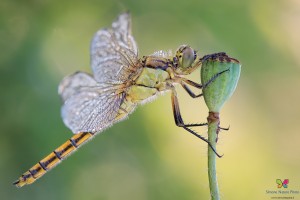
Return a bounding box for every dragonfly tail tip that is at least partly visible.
[13,179,24,188]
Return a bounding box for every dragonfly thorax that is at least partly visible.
[142,55,170,70]
[126,67,170,103]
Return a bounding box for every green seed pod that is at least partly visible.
[200,53,241,113]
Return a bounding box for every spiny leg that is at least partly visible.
[180,68,229,99]
[181,82,203,98]
[170,87,222,158]
[181,79,203,89]
[171,85,207,127]
[220,126,230,131]
[201,68,230,89]
[182,126,222,158]
[180,82,230,132]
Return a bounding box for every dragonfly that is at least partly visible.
[14,12,227,188]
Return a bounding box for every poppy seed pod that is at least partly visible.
[201,53,241,113]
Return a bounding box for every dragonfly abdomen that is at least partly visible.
[13,132,94,187]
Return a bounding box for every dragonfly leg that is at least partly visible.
[201,68,230,89]
[180,68,229,98]
[181,82,203,98]
[181,79,203,89]
[220,125,230,131]
[184,122,208,127]
[170,87,222,158]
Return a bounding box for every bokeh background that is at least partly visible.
[1,0,300,199]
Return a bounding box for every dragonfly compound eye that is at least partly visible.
[175,45,197,74]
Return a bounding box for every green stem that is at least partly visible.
[207,112,220,200]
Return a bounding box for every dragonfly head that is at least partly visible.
[173,45,199,75]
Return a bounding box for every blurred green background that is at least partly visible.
[1,0,300,199]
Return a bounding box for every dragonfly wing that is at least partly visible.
[91,12,138,83]
[58,71,97,102]
[59,72,127,134]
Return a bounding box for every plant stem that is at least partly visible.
[207,112,220,200]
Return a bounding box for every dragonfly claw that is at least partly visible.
[219,125,230,131]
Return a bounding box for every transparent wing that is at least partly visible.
[58,71,96,102]
[90,12,139,83]
[59,72,127,134]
